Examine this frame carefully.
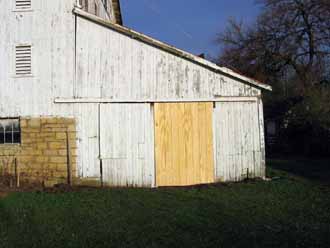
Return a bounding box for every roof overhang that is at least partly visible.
[111,0,122,25]
[73,7,272,91]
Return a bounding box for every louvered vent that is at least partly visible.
[15,45,32,76]
[16,0,32,10]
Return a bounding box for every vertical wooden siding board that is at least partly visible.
[170,103,178,185]
[237,103,242,181]
[212,103,218,181]
[126,104,132,186]
[235,103,241,181]
[178,104,186,185]
[227,103,233,181]
[200,103,212,182]
[258,99,266,178]
[184,103,193,184]
[253,102,260,177]
[222,104,229,181]
[150,104,156,187]
[223,103,229,181]
[253,102,259,177]
[191,103,200,184]
[154,104,160,185]
[214,103,220,181]
[215,103,225,181]
[216,104,222,181]
[247,102,254,178]
[155,103,165,186]
[228,103,234,181]
[206,103,215,182]
[198,103,205,182]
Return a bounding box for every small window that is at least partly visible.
[15,45,32,76]
[15,0,32,11]
[0,119,21,145]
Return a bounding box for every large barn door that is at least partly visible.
[155,102,215,186]
[214,101,262,182]
[100,104,155,187]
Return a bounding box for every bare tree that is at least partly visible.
[217,0,330,94]
[216,0,330,155]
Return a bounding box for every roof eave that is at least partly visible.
[73,7,272,91]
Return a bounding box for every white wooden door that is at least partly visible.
[75,104,100,178]
[214,101,263,182]
[100,103,155,187]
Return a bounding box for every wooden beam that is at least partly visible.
[55,97,259,104]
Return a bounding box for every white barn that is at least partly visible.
[0,0,271,187]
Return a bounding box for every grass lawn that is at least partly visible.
[1,159,330,248]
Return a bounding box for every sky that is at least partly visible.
[120,0,262,59]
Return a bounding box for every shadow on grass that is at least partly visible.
[0,183,329,248]
[268,157,330,184]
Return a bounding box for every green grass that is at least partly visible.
[1,159,330,248]
[268,157,330,183]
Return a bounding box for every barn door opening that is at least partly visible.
[154,102,215,186]
[99,103,155,187]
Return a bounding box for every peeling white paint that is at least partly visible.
[0,0,268,186]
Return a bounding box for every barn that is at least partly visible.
[0,0,271,187]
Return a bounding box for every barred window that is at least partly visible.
[0,119,21,144]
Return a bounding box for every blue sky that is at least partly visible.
[120,0,261,58]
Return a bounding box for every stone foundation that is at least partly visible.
[0,117,77,187]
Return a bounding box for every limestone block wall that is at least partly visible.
[0,117,77,186]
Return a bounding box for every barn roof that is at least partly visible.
[111,0,122,25]
[73,7,272,91]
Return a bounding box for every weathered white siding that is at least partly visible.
[0,1,268,186]
[100,104,155,187]
[0,0,75,117]
[82,0,115,21]
[214,100,265,182]
[75,16,261,101]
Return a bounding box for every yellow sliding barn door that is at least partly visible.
[155,102,215,186]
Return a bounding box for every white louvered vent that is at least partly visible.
[16,0,32,10]
[15,45,32,76]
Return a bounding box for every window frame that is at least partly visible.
[0,118,21,145]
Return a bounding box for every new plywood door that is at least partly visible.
[155,102,215,186]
